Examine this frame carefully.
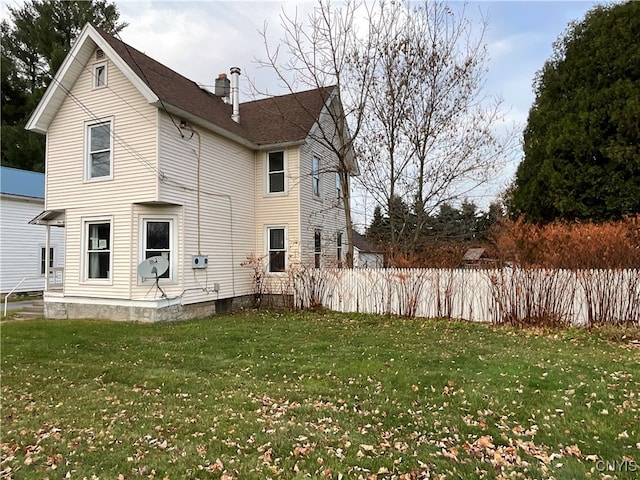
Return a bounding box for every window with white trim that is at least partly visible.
[336,232,343,265]
[86,120,112,180]
[40,247,54,275]
[93,62,107,88]
[314,229,322,268]
[312,156,320,197]
[267,227,286,272]
[143,219,172,279]
[336,172,342,203]
[85,220,111,280]
[267,151,285,193]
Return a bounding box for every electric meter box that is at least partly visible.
[191,255,208,269]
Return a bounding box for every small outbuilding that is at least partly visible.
[353,230,385,268]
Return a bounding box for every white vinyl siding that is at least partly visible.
[299,136,346,268]
[255,146,302,269]
[45,55,158,211]
[156,113,256,302]
[0,196,65,294]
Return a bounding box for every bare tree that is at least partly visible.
[358,1,515,255]
[256,0,383,268]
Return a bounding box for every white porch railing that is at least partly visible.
[48,267,64,290]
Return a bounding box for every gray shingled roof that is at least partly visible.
[95,26,334,147]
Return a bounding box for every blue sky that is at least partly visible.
[111,1,606,218]
[0,0,610,222]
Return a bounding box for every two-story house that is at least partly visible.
[26,24,356,321]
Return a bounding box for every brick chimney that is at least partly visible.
[214,73,230,103]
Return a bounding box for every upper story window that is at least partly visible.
[93,61,107,89]
[335,172,342,203]
[85,219,111,280]
[267,151,285,194]
[336,232,343,264]
[267,227,286,272]
[312,156,320,197]
[86,119,112,180]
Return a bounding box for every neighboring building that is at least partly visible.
[26,24,356,321]
[0,166,64,294]
[461,247,498,269]
[352,230,384,268]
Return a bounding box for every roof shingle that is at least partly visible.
[95,26,333,147]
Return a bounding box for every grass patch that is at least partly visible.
[1,311,639,479]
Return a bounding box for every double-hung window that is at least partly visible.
[314,229,322,268]
[86,120,112,180]
[267,227,286,272]
[143,220,172,279]
[336,232,343,265]
[86,220,111,280]
[312,156,320,197]
[267,151,285,194]
[335,172,342,203]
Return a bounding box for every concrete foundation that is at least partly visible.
[44,295,255,322]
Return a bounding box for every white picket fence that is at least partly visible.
[282,268,640,325]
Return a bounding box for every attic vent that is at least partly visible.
[96,49,105,60]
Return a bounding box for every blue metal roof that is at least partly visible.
[0,166,45,199]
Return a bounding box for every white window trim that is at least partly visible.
[314,228,322,268]
[312,156,321,198]
[336,231,343,263]
[81,216,113,284]
[92,61,107,89]
[266,150,287,196]
[84,117,114,182]
[265,225,288,273]
[39,245,55,276]
[336,172,342,204]
[138,216,178,284]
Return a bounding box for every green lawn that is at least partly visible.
[1,311,638,479]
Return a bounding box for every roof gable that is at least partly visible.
[26,23,157,134]
[27,23,340,150]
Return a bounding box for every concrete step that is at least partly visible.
[12,300,45,320]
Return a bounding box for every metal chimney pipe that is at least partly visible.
[230,67,241,123]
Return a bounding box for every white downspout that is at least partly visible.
[230,67,241,123]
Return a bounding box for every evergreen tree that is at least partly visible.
[1,0,126,171]
[512,1,640,222]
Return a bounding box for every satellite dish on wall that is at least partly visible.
[137,256,169,298]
